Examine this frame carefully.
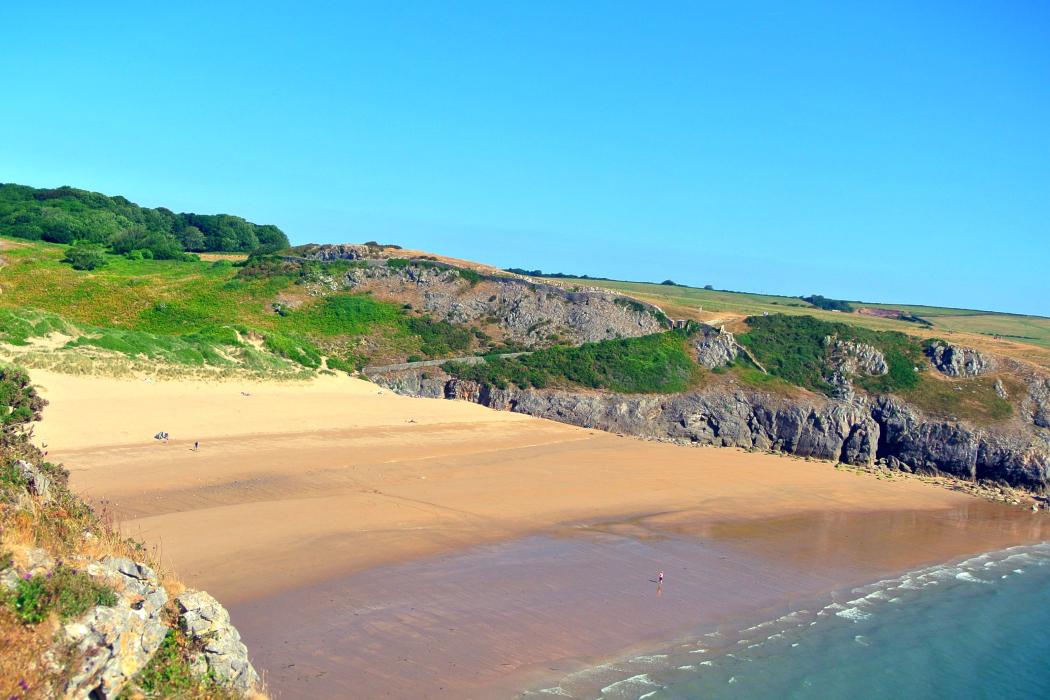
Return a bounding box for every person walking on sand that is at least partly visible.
[658,571,664,584]
[194,440,199,451]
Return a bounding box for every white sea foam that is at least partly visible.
[835,607,872,622]
[599,673,656,696]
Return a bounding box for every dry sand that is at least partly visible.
[32,369,1048,698]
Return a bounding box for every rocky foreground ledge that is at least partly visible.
[1,365,261,700]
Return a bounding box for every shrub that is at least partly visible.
[0,367,47,432]
[6,568,116,624]
[61,242,108,271]
[447,331,698,394]
[736,314,924,396]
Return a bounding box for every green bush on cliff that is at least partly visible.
[446,331,698,393]
[735,314,924,396]
[6,568,117,624]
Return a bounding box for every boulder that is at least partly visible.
[175,591,259,691]
[926,342,993,377]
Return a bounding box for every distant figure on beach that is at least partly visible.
[154,431,169,443]
[658,571,664,584]
[194,440,199,451]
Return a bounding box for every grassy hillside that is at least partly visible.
[551,277,1050,353]
[0,237,479,374]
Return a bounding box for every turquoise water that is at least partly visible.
[528,542,1050,699]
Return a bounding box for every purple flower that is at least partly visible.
[22,572,31,580]
[18,679,29,691]
[46,572,53,579]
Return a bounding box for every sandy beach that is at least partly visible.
[33,370,1048,698]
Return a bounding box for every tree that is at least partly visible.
[178,225,206,251]
[61,242,108,270]
[661,280,677,286]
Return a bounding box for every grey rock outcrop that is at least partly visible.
[822,337,889,400]
[693,326,738,369]
[340,262,665,347]
[375,369,1050,492]
[1025,377,1050,429]
[15,459,52,503]
[60,558,169,698]
[175,591,260,691]
[926,342,993,377]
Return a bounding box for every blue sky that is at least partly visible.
[2,2,1047,315]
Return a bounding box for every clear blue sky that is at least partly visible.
[2,2,1048,315]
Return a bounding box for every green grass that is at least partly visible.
[554,277,1050,349]
[899,375,1014,424]
[0,237,488,370]
[446,331,700,393]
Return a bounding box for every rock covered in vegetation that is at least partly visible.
[176,590,260,691]
[14,459,52,503]
[926,341,993,377]
[375,369,1050,492]
[339,259,665,347]
[822,337,889,400]
[692,326,739,369]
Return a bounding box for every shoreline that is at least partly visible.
[228,513,1047,700]
[31,369,1049,697]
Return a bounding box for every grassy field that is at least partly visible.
[554,278,1050,353]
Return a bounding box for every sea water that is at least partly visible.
[527,542,1050,699]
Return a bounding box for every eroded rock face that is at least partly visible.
[693,326,738,369]
[341,263,665,347]
[926,342,993,377]
[175,591,260,692]
[60,558,169,699]
[1025,377,1050,429]
[375,370,1050,492]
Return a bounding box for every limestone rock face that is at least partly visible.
[338,262,666,348]
[60,558,169,699]
[175,591,260,691]
[62,604,168,698]
[1025,377,1050,429]
[926,342,993,377]
[825,337,889,376]
[376,369,1050,492]
[693,326,738,369]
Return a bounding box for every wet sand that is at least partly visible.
[33,370,1048,698]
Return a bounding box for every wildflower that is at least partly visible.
[19,679,30,691]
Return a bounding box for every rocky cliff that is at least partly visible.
[374,366,1050,493]
[287,246,667,348]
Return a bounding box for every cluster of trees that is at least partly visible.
[800,294,854,312]
[0,183,289,261]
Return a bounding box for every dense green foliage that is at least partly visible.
[0,367,48,431]
[446,331,698,393]
[0,183,288,257]
[61,242,108,270]
[5,567,117,624]
[801,295,854,312]
[736,314,924,396]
